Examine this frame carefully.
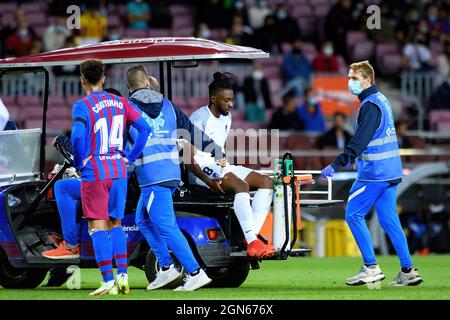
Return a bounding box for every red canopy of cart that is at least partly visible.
[0,37,270,68]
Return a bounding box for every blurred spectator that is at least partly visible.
[436,40,450,85]
[29,38,43,55]
[395,121,413,149]
[281,39,312,97]
[229,0,250,27]
[402,33,432,72]
[43,16,71,52]
[0,15,16,58]
[195,22,212,39]
[126,0,151,30]
[426,3,443,42]
[103,27,122,42]
[79,4,108,45]
[268,91,304,130]
[225,14,253,47]
[147,0,171,28]
[254,15,278,53]
[296,88,326,133]
[396,6,421,45]
[4,10,36,57]
[242,64,272,123]
[368,2,396,43]
[52,36,80,77]
[248,0,272,30]
[325,0,357,59]
[429,77,450,110]
[197,0,231,30]
[316,112,352,150]
[312,41,339,73]
[273,3,301,45]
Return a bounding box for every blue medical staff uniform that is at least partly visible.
[331,85,413,268]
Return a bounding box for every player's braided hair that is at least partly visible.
[80,59,104,85]
[208,71,236,97]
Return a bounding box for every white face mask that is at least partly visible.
[252,70,264,80]
[323,46,334,56]
[201,29,211,39]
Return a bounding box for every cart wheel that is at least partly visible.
[0,249,48,289]
[144,250,185,289]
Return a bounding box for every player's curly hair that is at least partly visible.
[208,71,236,97]
[80,59,104,85]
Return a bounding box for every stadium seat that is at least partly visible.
[124,29,147,39]
[314,5,331,18]
[6,105,20,122]
[20,2,45,14]
[172,27,194,37]
[172,16,194,29]
[47,119,72,132]
[281,42,292,54]
[48,96,67,107]
[47,105,71,120]
[302,42,318,56]
[351,41,374,61]
[24,119,42,129]
[21,106,43,120]
[148,28,172,38]
[292,6,313,18]
[169,5,192,16]
[0,3,17,14]
[17,95,42,108]
[437,121,450,132]
[379,54,402,75]
[66,95,82,107]
[26,13,47,27]
[1,96,16,106]
[375,42,399,68]
[346,31,368,55]
[430,110,450,130]
[187,97,208,109]
[298,18,317,38]
[108,15,122,29]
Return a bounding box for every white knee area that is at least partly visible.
[252,188,273,234]
[233,192,257,243]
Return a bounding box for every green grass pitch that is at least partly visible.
[1,255,449,300]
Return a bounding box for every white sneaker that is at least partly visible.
[117,273,130,295]
[389,268,423,286]
[174,269,212,292]
[89,281,118,296]
[346,265,385,286]
[147,264,182,290]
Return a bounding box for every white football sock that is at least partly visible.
[233,192,257,243]
[252,188,274,234]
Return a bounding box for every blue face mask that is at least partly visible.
[348,80,363,95]
[308,98,317,105]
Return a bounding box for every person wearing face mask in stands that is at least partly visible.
[281,39,312,98]
[402,32,432,72]
[195,22,212,40]
[321,60,422,288]
[43,16,72,52]
[248,0,272,30]
[273,3,301,45]
[313,41,339,73]
[316,112,353,150]
[4,9,36,57]
[242,64,273,122]
[296,88,326,133]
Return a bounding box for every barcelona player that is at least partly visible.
[71,60,150,296]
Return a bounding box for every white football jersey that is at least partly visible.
[189,105,232,150]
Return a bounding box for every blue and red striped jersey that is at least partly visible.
[71,90,141,181]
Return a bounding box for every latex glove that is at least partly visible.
[321,165,335,180]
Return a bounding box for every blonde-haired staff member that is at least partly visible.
[321,61,422,287]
